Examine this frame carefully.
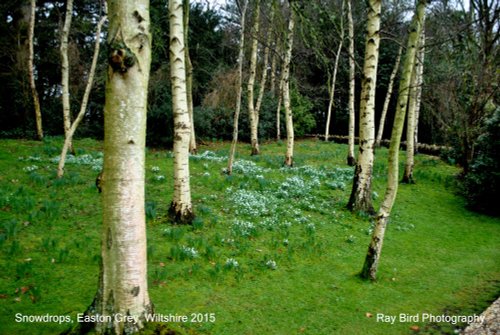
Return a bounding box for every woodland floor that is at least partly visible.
[0,138,499,335]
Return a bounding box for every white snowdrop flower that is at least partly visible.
[225,258,239,268]
[266,260,277,270]
[151,166,161,173]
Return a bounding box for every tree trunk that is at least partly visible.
[82,1,153,332]
[413,29,425,153]
[184,0,197,154]
[169,0,194,224]
[28,0,43,140]
[270,43,277,95]
[61,0,74,154]
[347,0,381,214]
[403,20,426,184]
[361,0,427,281]
[227,0,248,175]
[375,45,402,148]
[346,0,356,166]
[254,3,274,135]
[283,2,296,167]
[247,0,261,156]
[324,19,344,142]
[57,13,106,178]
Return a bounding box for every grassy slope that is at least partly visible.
[0,138,498,335]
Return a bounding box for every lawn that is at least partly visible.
[0,137,498,335]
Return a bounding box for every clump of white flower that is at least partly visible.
[181,246,198,259]
[266,260,277,270]
[151,166,161,173]
[23,165,39,172]
[203,172,210,177]
[154,175,166,182]
[225,258,239,269]
[232,220,256,237]
[228,189,277,216]
[191,150,227,162]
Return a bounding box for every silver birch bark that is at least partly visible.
[227,0,248,175]
[57,13,107,178]
[413,29,425,152]
[361,0,427,281]
[83,0,153,333]
[184,0,197,154]
[169,0,194,223]
[375,44,402,148]
[403,25,425,183]
[346,0,356,166]
[283,2,295,166]
[270,44,277,95]
[324,3,344,142]
[248,0,261,155]
[347,0,381,213]
[61,0,74,154]
[28,0,43,140]
[254,4,274,131]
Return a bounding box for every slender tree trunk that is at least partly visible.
[169,0,194,224]
[184,0,197,154]
[413,29,425,152]
[227,0,248,175]
[82,1,153,333]
[346,0,356,166]
[57,13,106,178]
[375,44,402,148]
[28,0,43,140]
[254,3,274,132]
[347,0,381,214]
[283,2,296,167]
[61,0,74,154]
[270,43,277,95]
[325,0,345,142]
[247,0,261,155]
[361,0,427,281]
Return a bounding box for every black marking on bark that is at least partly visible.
[133,10,144,23]
[108,42,136,73]
[106,227,112,249]
[128,139,135,144]
[131,286,140,297]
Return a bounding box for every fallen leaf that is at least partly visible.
[0,294,8,299]
[21,286,30,294]
[299,327,306,333]
[14,297,21,302]
[410,325,420,331]
[159,262,165,267]
[366,312,373,318]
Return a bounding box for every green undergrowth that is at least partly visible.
[0,137,498,335]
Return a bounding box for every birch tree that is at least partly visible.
[28,0,43,140]
[227,0,248,175]
[413,29,425,152]
[347,0,381,213]
[283,1,296,167]
[375,44,402,148]
[324,0,345,142]
[57,8,107,178]
[346,0,356,166]
[184,0,197,154]
[60,0,74,154]
[247,0,261,155]
[361,0,427,281]
[254,2,274,132]
[81,0,153,332]
[169,0,194,223]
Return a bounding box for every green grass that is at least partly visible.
[0,137,498,335]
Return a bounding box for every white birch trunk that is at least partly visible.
[61,0,74,154]
[403,25,426,183]
[255,4,274,132]
[347,0,381,213]
[325,0,345,142]
[227,0,248,175]
[270,43,277,95]
[57,13,106,178]
[375,44,402,148]
[83,0,153,333]
[170,0,194,223]
[248,0,261,155]
[361,0,427,281]
[413,29,425,152]
[28,0,43,140]
[283,3,295,166]
[184,0,197,154]
[346,0,356,166]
